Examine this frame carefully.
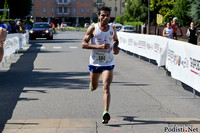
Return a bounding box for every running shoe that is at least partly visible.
[102,111,110,124]
[89,82,94,91]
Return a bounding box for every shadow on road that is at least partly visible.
[0,43,89,132]
[29,38,82,44]
[105,116,200,127]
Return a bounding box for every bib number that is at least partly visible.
[94,52,110,63]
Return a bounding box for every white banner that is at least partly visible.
[117,32,168,66]
[3,32,29,59]
[3,34,20,58]
[166,39,200,92]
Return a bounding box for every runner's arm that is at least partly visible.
[112,25,119,55]
[81,25,110,50]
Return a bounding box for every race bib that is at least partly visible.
[94,52,110,63]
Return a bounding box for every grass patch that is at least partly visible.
[56,27,87,31]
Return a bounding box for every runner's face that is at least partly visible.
[98,11,110,25]
[167,23,170,28]
[190,22,194,28]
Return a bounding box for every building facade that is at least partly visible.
[32,0,93,26]
[93,0,126,22]
[32,0,126,26]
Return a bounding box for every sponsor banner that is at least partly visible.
[3,33,29,59]
[117,32,168,66]
[166,39,200,92]
[3,34,20,58]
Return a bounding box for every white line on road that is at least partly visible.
[53,46,62,49]
[37,46,45,50]
[69,46,78,49]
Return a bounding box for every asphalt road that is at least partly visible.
[0,31,200,133]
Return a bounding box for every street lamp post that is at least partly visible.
[148,0,150,34]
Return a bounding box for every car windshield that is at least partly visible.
[116,26,122,30]
[34,24,49,28]
[124,27,134,30]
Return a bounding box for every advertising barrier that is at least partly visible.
[166,39,200,92]
[3,32,29,60]
[117,32,168,66]
[117,32,200,93]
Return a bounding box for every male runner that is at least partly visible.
[171,17,183,40]
[81,6,119,124]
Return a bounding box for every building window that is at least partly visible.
[64,0,67,3]
[97,0,102,2]
[109,7,112,11]
[87,0,90,3]
[51,7,54,13]
[43,7,46,13]
[73,0,76,5]
[59,7,62,13]
[59,0,62,3]
[43,0,46,2]
[73,8,76,16]
[81,0,84,3]
[64,7,68,13]
[87,7,90,13]
[81,7,84,13]
[115,7,117,11]
[51,0,54,2]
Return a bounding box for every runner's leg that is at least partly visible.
[90,72,101,91]
[102,70,113,111]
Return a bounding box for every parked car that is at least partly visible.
[119,25,136,33]
[62,22,68,27]
[84,23,90,28]
[29,22,53,40]
[111,23,123,31]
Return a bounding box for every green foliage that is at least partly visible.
[188,0,200,25]
[115,13,129,24]
[173,0,191,26]
[150,0,175,24]
[123,21,143,28]
[2,0,9,19]
[7,0,32,19]
[125,0,148,22]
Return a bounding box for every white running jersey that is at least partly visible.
[90,23,115,66]
[164,28,173,39]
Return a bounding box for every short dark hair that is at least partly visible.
[98,6,111,15]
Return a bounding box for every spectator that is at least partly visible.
[186,22,198,45]
[0,21,6,29]
[25,22,32,30]
[6,21,12,34]
[0,27,7,62]
[57,23,60,31]
[163,22,173,39]
[50,22,56,33]
[13,21,21,33]
[171,17,183,40]
[142,23,146,34]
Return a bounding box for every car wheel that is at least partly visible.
[50,35,53,40]
[30,37,36,40]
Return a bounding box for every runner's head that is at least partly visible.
[98,6,111,25]
[190,22,195,29]
[173,17,178,23]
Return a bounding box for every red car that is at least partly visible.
[29,22,53,40]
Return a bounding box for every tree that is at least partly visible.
[125,0,148,22]
[150,0,175,24]
[188,0,200,25]
[173,0,191,26]
[115,13,129,24]
[2,0,9,19]
[7,0,32,19]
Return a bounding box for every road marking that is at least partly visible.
[69,46,78,49]
[37,46,45,50]
[53,46,62,49]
